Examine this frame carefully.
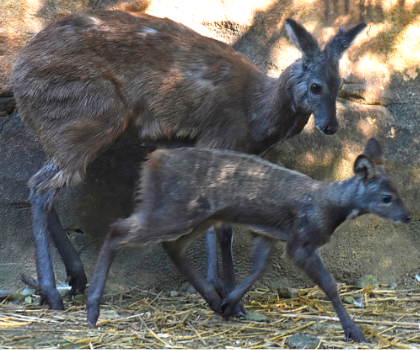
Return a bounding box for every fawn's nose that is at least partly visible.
[404,214,411,223]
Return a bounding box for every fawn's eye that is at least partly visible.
[382,195,392,204]
[310,83,323,95]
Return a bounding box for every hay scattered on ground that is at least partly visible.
[1,284,420,348]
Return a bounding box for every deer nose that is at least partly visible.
[404,214,411,223]
[323,124,338,135]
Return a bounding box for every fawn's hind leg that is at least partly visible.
[164,225,224,315]
[221,234,273,318]
[86,220,131,327]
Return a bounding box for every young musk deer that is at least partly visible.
[10,10,366,311]
[87,138,410,342]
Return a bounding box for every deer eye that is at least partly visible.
[310,83,323,95]
[382,195,392,204]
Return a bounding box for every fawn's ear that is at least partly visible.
[363,137,384,161]
[354,154,377,181]
[326,23,367,62]
[285,19,321,62]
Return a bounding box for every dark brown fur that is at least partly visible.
[11,11,366,190]
[87,138,410,342]
[10,11,366,311]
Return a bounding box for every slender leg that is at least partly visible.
[288,243,366,342]
[86,222,129,327]
[216,224,246,317]
[205,226,223,294]
[221,234,273,318]
[216,225,235,294]
[48,207,87,295]
[29,187,64,310]
[163,230,223,315]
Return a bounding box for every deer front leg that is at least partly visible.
[288,243,366,342]
[221,234,273,318]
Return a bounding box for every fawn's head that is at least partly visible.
[285,20,367,135]
[353,138,411,224]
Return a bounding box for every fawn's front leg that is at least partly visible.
[287,241,366,342]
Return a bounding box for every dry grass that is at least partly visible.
[1,284,420,348]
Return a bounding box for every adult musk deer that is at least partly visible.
[10,10,366,311]
[87,138,410,342]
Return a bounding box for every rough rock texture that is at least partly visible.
[285,333,322,349]
[1,0,419,293]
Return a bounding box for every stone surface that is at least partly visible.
[343,296,355,304]
[178,282,197,295]
[0,0,420,295]
[285,333,322,349]
[354,275,379,289]
[278,287,298,299]
[244,310,267,322]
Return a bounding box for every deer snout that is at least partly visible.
[403,214,411,224]
[314,105,339,135]
[396,210,411,224]
[316,120,338,135]
[322,124,338,135]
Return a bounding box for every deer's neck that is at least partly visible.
[321,177,364,232]
[247,60,311,154]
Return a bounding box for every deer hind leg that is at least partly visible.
[221,234,273,318]
[41,117,129,190]
[27,117,128,310]
[206,225,236,294]
[27,186,87,307]
[27,162,69,310]
[205,226,223,293]
[48,206,87,296]
[164,224,224,315]
[214,224,246,317]
[206,224,246,317]
[86,220,133,327]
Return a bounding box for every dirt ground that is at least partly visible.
[1,281,420,349]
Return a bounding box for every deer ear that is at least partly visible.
[285,19,320,61]
[326,23,367,62]
[354,154,377,181]
[363,137,384,159]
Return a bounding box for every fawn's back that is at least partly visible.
[138,148,315,237]
[136,145,410,245]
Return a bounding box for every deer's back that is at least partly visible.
[11,11,264,153]
[138,148,315,236]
